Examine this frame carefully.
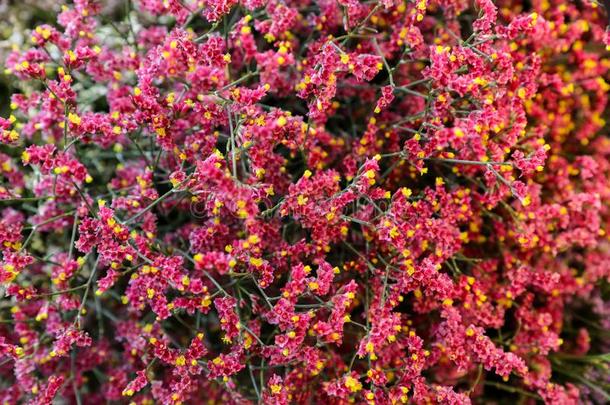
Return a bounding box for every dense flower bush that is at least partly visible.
[0,0,609,403]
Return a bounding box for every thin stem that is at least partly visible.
[0,196,53,203]
[68,211,79,261]
[427,158,510,166]
[373,38,394,87]
[72,182,97,218]
[483,381,540,400]
[34,284,87,298]
[75,256,99,328]
[124,185,183,224]
[71,349,83,405]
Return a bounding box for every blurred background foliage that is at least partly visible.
[0,0,125,119]
[1,0,58,118]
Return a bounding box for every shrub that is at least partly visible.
[0,0,609,404]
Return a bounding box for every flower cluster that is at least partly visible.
[0,0,609,404]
